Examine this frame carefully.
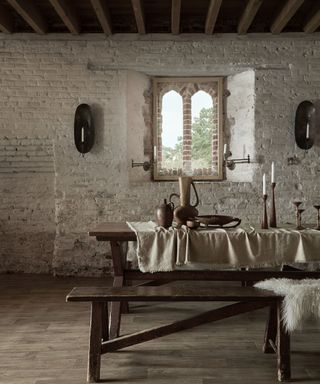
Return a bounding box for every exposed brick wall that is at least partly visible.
[0,137,55,273]
[0,35,319,275]
[182,93,192,172]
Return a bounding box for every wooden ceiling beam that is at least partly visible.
[238,0,263,35]
[303,9,320,33]
[271,0,305,34]
[90,0,112,35]
[131,0,146,34]
[5,0,47,34]
[171,0,181,34]
[205,0,222,34]
[49,0,80,35]
[0,4,14,33]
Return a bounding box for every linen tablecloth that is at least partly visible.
[127,221,320,273]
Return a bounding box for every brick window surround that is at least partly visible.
[153,77,223,181]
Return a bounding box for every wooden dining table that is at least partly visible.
[89,222,320,340]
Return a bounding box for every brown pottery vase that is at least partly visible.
[169,177,199,226]
[155,199,174,228]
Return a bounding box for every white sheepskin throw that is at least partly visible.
[254,279,320,332]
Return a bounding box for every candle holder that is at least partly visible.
[269,182,277,228]
[261,194,269,229]
[297,209,305,230]
[305,137,309,154]
[293,201,302,210]
[314,205,320,230]
[293,201,304,230]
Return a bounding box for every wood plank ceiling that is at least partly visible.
[0,0,319,35]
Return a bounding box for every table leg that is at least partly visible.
[240,267,254,287]
[101,302,109,341]
[277,299,291,382]
[263,302,277,353]
[109,241,126,339]
[121,260,131,314]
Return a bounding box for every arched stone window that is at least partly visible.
[153,77,223,180]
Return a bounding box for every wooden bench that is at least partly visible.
[66,285,290,383]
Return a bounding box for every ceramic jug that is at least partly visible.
[155,199,174,228]
[169,177,199,225]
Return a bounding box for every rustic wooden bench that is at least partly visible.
[66,285,290,383]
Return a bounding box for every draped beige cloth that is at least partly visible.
[127,221,320,273]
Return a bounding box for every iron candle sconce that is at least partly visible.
[131,159,153,171]
[224,150,251,170]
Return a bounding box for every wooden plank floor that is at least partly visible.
[0,274,319,384]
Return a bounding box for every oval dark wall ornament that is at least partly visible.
[294,100,315,150]
[74,103,95,154]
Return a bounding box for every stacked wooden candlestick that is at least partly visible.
[270,162,277,227]
[261,162,277,229]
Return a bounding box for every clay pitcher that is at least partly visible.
[155,199,174,228]
[169,177,199,225]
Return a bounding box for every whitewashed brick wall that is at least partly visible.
[0,34,319,275]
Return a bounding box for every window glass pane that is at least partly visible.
[161,90,183,172]
[191,91,215,175]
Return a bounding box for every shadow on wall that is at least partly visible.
[225,70,256,182]
[90,103,105,155]
[127,71,153,184]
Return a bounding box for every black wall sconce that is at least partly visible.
[294,100,315,151]
[74,103,95,155]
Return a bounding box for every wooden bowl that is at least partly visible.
[195,215,241,228]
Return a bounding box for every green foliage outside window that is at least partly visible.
[162,107,215,169]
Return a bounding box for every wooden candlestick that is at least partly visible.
[314,205,320,231]
[296,209,305,230]
[262,194,269,229]
[293,201,304,230]
[269,182,277,228]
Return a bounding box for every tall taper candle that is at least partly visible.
[81,127,85,143]
[263,173,266,195]
[271,162,275,183]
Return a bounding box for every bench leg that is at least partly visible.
[277,299,291,382]
[87,302,103,383]
[263,302,277,353]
